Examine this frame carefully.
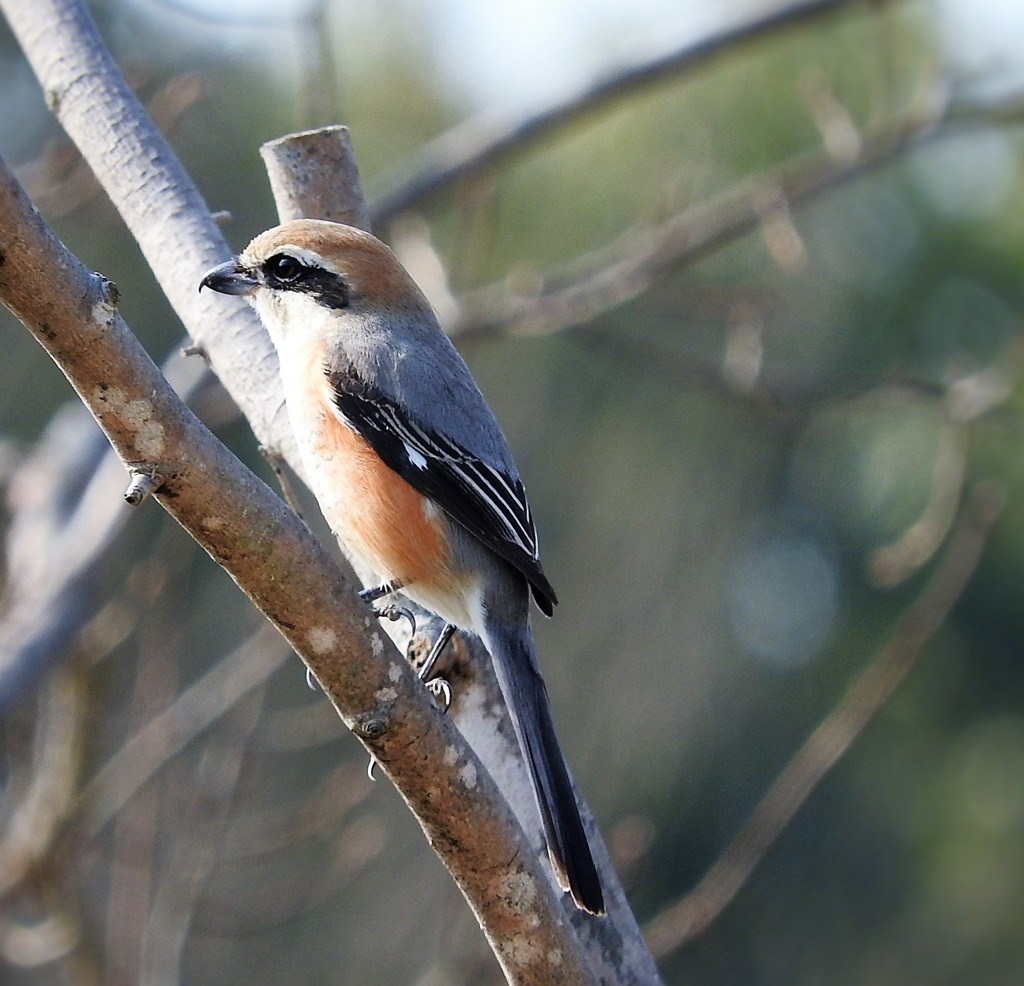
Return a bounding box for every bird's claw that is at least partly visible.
[375,604,416,636]
[359,582,415,633]
[363,616,453,775]
[426,676,452,712]
[359,579,404,604]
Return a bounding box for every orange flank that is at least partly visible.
[314,406,451,586]
[283,335,458,600]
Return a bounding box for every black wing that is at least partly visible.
[329,374,557,616]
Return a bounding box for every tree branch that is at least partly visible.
[447,86,1024,344]
[80,625,289,841]
[370,0,905,226]
[0,0,291,458]
[644,481,1004,957]
[0,154,599,986]
[259,126,659,983]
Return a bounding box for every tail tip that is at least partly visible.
[572,886,606,916]
[552,853,606,916]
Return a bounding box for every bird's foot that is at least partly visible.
[374,603,416,636]
[359,579,404,605]
[416,622,457,713]
[425,676,452,712]
[360,581,417,636]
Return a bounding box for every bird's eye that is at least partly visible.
[264,254,307,285]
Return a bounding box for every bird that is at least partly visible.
[200,219,605,914]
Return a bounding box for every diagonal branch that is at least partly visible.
[448,87,1024,344]
[259,127,659,983]
[80,624,290,841]
[0,154,599,986]
[371,0,905,225]
[644,481,1004,958]
[0,0,288,454]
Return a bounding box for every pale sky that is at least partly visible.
[160,0,1024,110]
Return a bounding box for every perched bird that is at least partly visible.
[200,219,605,914]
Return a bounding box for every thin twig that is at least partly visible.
[0,667,86,902]
[448,87,1024,344]
[371,0,905,225]
[80,626,288,840]
[139,691,266,986]
[644,480,1005,957]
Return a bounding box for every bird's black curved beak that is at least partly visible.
[199,259,258,296]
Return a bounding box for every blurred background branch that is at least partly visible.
[644,479,1005,957]
[446,83,1024,347]
[369,0,906,226]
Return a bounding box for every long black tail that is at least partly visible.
[482,620,605,915]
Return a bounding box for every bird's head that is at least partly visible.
[200,219,430,341]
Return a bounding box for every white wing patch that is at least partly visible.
[404,443,429,470]
[392,410,540,562]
